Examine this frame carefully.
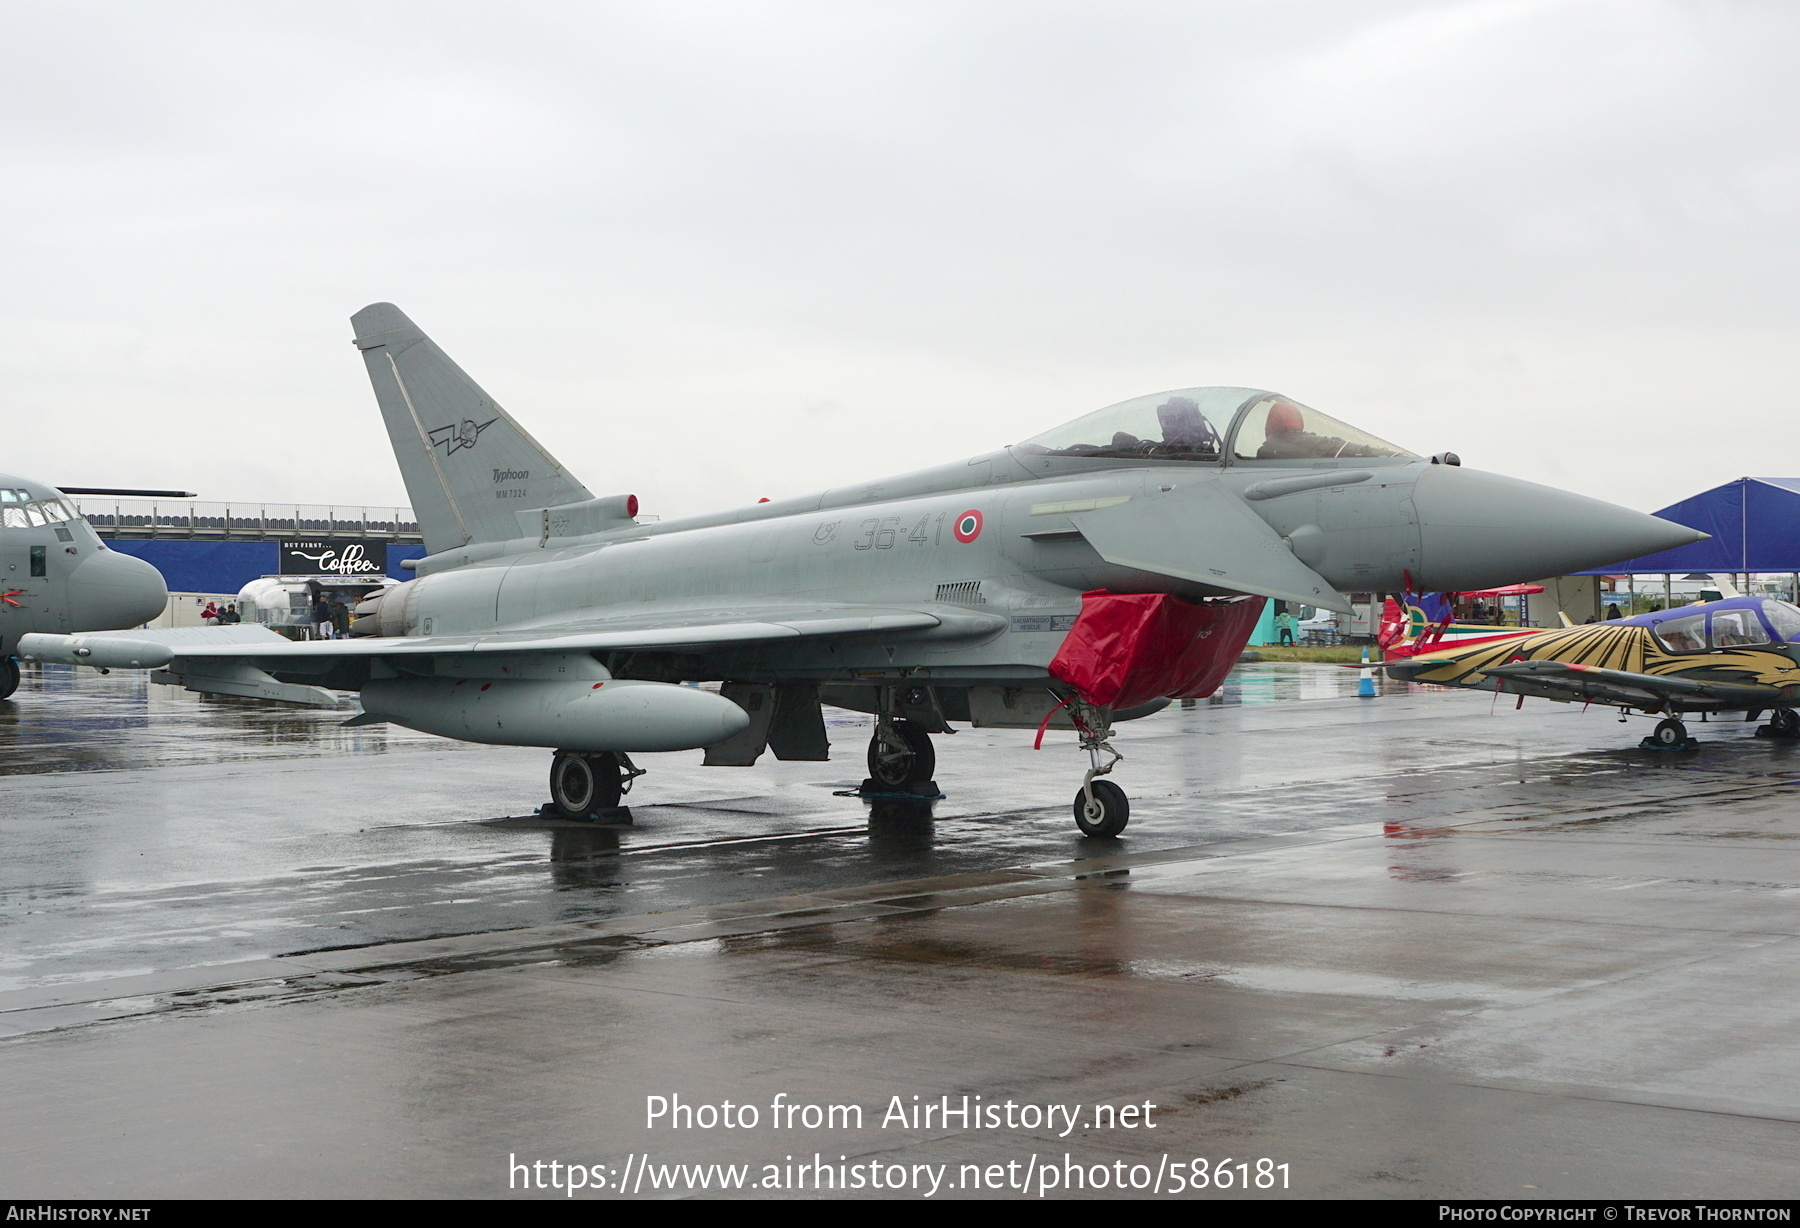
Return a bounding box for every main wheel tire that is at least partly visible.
[1073,779,1130,838]
[1772,709,1800,738]
[0,657,17,701]
[1653,718,1688,747]
[590,753,625,809]
[866,722,935,790]
[549,751,624,817]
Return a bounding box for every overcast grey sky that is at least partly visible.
[2,0,1795,516]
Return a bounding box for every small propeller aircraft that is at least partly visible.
[20,304,1702,835]
[1384,595,1800,748]
[0,476,168,697]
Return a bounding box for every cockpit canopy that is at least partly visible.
[1017,387,1415,465]
[1647,598,1800,653]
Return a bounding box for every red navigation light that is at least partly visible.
[626,494,639,518]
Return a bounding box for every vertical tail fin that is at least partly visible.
[351,303,594,554]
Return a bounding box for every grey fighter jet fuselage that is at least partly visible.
[0,475,168,698]
[21,305,1703,835]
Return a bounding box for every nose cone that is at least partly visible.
[66,549,168,631]
[1412,466,1706,592]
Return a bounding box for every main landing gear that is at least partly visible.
[1642,717,1696,750]
[0,656,17,701]
[862,719,939,797]
[545,750,645,821]
[1756,708,1800,741]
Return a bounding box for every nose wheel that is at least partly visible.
[0,656,17,701]
[1073,779,1129,837]
[546,750,641,821]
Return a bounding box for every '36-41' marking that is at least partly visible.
[853,512,952,550]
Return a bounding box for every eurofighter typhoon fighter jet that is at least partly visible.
[0,476,168,697]
[21,304,1702,835]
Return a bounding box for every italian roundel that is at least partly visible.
[952,509,984,543]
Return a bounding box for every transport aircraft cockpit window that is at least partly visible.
[1653,613,1708,652]
[1018,387,1254,461]
[1710,608,1771,648]
[1231,394,1415,462]
[0,497,78,530]
[1763,600,1800,642]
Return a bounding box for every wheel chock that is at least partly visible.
[839,780,945,800]
[534,802,634,823]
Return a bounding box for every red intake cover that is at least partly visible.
[1049,590,1267,710]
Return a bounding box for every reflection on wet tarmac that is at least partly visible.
[1208,662,1375,706]
[12,661,1800,1199]
[865,798,938,853]
[5,659,1790,992]
[0,662,455,776]
[547,828,625,891]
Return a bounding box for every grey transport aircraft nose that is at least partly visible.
[66,549,168,631]
[1411,465,1707,593]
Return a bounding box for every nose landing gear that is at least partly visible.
[545,750,644,821]
[1069,698,1129,838]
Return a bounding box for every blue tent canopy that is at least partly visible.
[1578,478,1800,574]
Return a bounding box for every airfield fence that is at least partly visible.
[74,498,424,542]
